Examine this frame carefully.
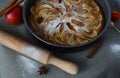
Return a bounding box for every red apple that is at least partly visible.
[5,6,23,25]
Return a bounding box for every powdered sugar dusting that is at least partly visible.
[16,55,41,74]
[30,0,103,45]
[16,45,48,77]
[20,45,49,64]
[22,46,41,59]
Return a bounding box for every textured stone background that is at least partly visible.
[0,0,120,78]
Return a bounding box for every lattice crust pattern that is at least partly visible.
[30,0,103,46]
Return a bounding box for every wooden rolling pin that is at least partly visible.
[0,31,79,75]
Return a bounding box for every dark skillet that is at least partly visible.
[23,0,111,50]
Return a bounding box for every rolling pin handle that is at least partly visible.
[0,31,79,75]
[48,55,79,75]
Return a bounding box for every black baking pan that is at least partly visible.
[23,0,111,49]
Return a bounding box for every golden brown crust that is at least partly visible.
[29,0,104,46]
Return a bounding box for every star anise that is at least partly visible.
[38,66,49,75]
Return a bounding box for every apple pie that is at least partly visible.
[29,0,104,46]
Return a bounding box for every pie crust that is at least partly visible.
[29,0,104,46]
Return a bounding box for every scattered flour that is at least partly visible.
[16,54,42,74]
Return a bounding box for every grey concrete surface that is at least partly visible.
[0,0,120,78]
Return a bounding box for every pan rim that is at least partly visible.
[23,0,111,48]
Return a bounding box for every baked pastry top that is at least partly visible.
[30,0,104,46]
